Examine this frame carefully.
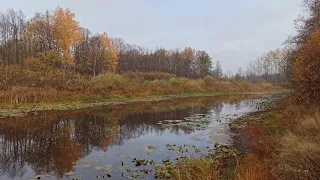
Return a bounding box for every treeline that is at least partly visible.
[241,0,320,100]
[247,0,320,100]
[243,49,289,84]
[235,0,320,87]
[0,7,213,79]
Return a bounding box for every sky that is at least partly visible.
[0,0,302,73]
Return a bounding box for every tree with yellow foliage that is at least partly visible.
[52,7,83,65]
[99,33,118,73]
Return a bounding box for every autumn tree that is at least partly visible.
[288,0,320,45]
[292,27,320,100]
[181,47,196,78]
[74,32,118,76]
[51,7,83,66]
[196,51,212,77]
[0,7,213,80]
[26,11,56,54]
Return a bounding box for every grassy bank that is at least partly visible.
[164,95,320,180]
[234,96,320,179]
[0,70,283,115]
[0,91,283,117]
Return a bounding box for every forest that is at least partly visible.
[0,7,280,106]
[0,7,213,78]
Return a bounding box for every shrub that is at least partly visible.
[203,76,215,87]
[259,82,272,89]
[90,73,127,93]
[0,66,27,90]
[123,71,176,81]
[168,77,189,88]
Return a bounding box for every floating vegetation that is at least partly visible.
[143,146,156,154]
[65,171,75,176]
[81,164,92,168]
[95,164,113,171]
[132,173,140,178]
[156,113,214,131]
[158,149,164,152]
[134,159,149,166]
[117,154,132,159]
[163,120,183,123]
[33,174,51,180]
[98,154,106,158]
[154,144,239,179]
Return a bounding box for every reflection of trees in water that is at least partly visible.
[0,94,267,179]
[212,103,223,122]
[0,113,118,179]
[115,107,209,146]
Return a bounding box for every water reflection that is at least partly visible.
[0,95,270,180]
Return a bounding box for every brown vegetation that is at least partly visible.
[172,158,220,180]
[272,99,320,179]
[0,64,273,106]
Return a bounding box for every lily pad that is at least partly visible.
[132,173,140,178]
[135,159,148,166]
[65,171,75,176]
[95,164,112,171]
[143,146,155,154]
[82,164,91,168]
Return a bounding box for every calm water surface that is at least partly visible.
[0,95,274,180]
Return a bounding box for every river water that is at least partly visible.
[0,95,274,180]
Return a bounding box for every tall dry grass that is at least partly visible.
[234,154,271,180]
[171,158,220,180]
[0,67,275,105]
[269,97,320,179]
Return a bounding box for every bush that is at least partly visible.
[0,66,27,90]
[203,76,216,87]
[259,82,272,89]
[123,71,176,81]
[90,73,128,93]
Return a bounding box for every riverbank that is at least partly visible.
[153,104,277,180]
[234,95,320,179]
[0,90,286,117]
[0,93,281,180]
[168,94,320,180]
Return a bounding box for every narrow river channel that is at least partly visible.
[0,94,276,180]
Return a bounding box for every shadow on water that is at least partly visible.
[0,94,274,180]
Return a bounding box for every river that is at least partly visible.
[0,94,275,180]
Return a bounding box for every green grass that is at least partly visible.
[316,135,320,145]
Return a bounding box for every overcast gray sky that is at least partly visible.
[0,0,302,72]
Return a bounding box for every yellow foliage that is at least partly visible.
[99,33,119,72]
[52,7,83,65]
